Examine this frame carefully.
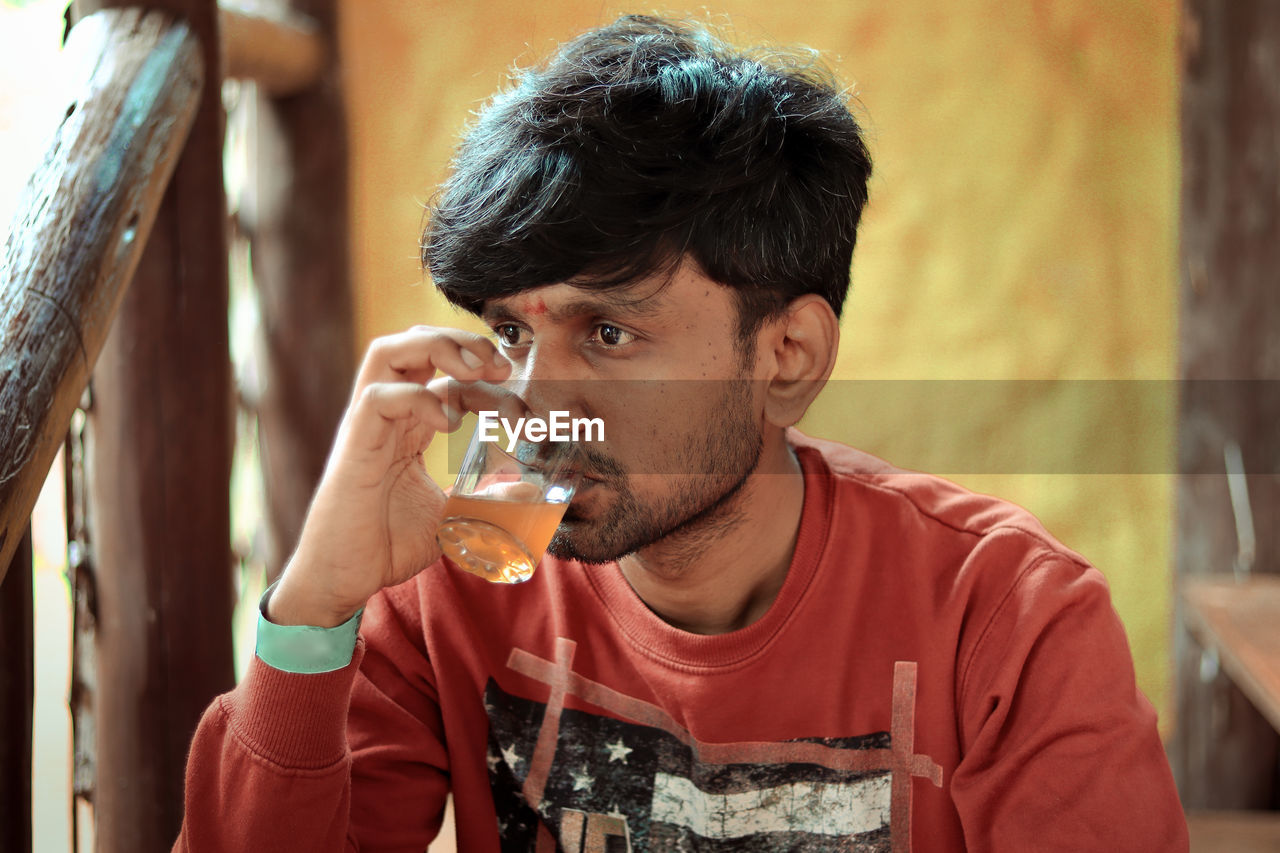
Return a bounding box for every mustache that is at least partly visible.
[569,445,627,482]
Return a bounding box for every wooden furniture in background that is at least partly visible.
[1182,576,1280,734]
[1181,576,1280,849]
[220,5,325,96]
[247,0,354,583]
[1173,0,1280,810]
[0,10,203,584]
[0,15,204,848]
[67,1,233,849]
[0,0,345,849]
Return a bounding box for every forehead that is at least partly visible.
[481,265,732,324]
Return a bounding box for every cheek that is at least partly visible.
[595,411,669,460]
[578,370,741,462]
[689,335,741,379]
[613,396,714,459]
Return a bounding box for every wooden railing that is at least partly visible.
[0,3,343,851]
[0,1,325,587]
[0,9,203,583]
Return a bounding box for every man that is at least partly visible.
[176,15,1187,851]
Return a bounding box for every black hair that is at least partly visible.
[422,14,872,338]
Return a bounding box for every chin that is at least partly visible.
[546,524,615,565]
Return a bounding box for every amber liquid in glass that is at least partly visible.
[436,494,569,583]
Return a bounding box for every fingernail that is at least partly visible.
[493,350,508,366]
[460,349,484,369]
[441,403,460,424]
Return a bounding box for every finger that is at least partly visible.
[344,381,452,451]
[476,479,541,500]
[357,327,510,390]
[426,378,530,431]
[362,326,507,384]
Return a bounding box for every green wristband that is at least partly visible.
[255,582,363,674]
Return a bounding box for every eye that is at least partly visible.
[591,324,635,347]
[493,323,529,348]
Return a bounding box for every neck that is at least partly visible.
[618,435,806,635]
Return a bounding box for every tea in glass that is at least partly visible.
[436,429,577,583]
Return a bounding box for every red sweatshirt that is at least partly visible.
[175,432,1188,851]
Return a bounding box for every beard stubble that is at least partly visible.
[546,378,763,566]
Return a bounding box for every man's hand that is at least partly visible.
[268,326,512,627]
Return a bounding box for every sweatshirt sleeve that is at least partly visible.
[174,586,452,852]
[949,553,1188,852]
[172,648,365,852]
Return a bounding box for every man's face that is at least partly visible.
[480,265,768,565]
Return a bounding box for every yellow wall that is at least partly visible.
[338,1,1178,723]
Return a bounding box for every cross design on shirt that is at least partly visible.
[507,636,942,852]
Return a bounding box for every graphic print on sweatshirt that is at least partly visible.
[485,637,942,852]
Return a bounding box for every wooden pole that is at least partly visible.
[1173,0,1280,809]
[0,10,203,584]
[220,6,326,96]
[249,0,354,582]
[70,0,234,849]
[65,417,98,850]
[0,527,34,853]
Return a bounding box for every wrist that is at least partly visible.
[267,573,366,629]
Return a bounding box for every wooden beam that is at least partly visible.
[0,527,34,853]
[0,9,203,585]
[248,0,354,582]
[220,6,325,96]
[1182,576,1280,734]
[1173,0,1280,810]
[70,0,235,849]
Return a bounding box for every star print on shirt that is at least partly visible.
[484,644,944,850]
[570,766,594,792]
[605,738,633,763]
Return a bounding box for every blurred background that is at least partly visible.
[5,0,1266,850]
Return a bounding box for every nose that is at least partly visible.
[505,340,587,421]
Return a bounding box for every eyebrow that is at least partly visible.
[481,288,671,325]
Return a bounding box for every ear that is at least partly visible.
[758,295,839,428]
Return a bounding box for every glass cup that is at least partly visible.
[436,427,578,584]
